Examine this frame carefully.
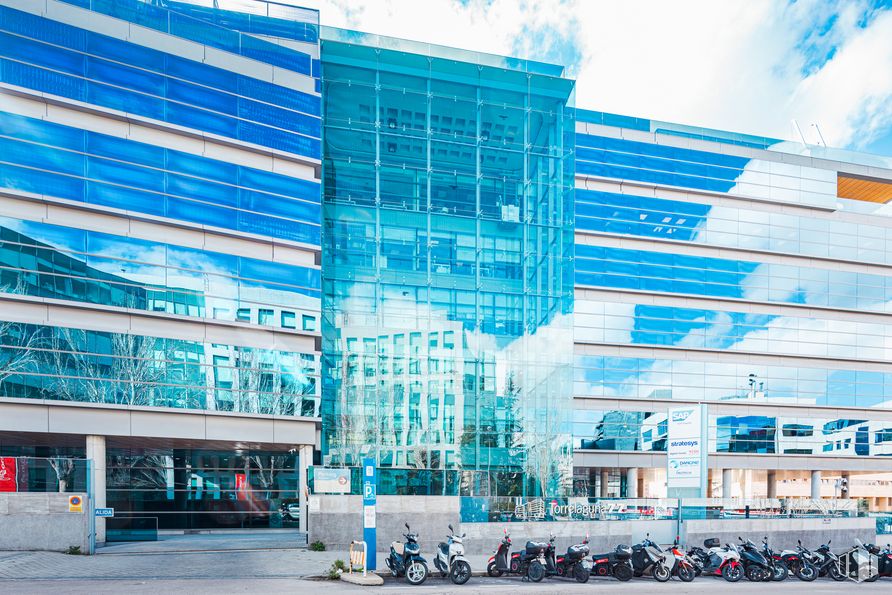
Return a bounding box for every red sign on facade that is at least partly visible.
[235,473,248,500]
[0,457,17,492]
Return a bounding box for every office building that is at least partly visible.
[1,1,891,539]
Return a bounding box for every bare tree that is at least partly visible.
[109,331,162,407]
[48,456,76,493]
[45,328,106,403]
[0,320,42,388]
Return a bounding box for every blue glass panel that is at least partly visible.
[167,173,236,207]
[165,102,237,137]
[86,182,164,215]
[86,81,165,120]
[0,163,85,201]
[0,7,87,51]
[86,30,165,71]
[164,53,237,93]
[238,99,321,138]
[86,132,165,169]
[167,150,237,184]
[167,78,237,115]
[1,59,87,102]
[239,167,320,202]
[0,112,85,151]
[89,158,164,192]
[166,195,231,228]
[0,32,85,76]
[0,137,85,177]
[240,190,320,223]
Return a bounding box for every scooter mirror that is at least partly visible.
[405,523,410,531]
[798,540,801,545]
[462,533,467,538]
[448,524,453,533]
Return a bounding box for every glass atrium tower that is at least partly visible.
[320,32,576,498]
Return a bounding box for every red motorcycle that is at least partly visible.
[670,537,697,582]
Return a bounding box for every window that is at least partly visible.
[281,311,296,329]
[236,308,251,322]
[302,315,316,331]
[258,309,274,325]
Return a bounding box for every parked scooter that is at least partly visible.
[487,529,514,577]
[842,539,880,582]
[803,540,845,581]
[433,524,471,585]
[543,533,591,583]
[590,544,634,581]
[778,540,817,581]
[516,537,549,582]
[737,537,771,582]
[687,539,743,582]
[876,543,892,578]
[385,523,428,585]
[667,537,696,582]
[760,536,789,581]
[630,534,674,582]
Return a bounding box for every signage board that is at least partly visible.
[95,508,114,518]
[0,457,16,493]
[313,468,351,494]
[362,457,377,570]
[68,495,83,513]
[667,404,708,498]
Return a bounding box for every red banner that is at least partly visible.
[0,458,17,492]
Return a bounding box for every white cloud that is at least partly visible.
[302,0,892,151]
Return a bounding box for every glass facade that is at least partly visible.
[2,0,892,521]
[319,35,576,499]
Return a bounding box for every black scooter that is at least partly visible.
[630,534,672,582]
[486,530,546,582]
[737,537,771,582]
[385,523,428,585]
[804,540,845,581]
[876,543,892,578]
[544,533,591,583]
[591,544,634,581]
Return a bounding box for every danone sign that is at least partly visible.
[667,404,708,497]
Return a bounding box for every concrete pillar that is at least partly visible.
[626,468,639,498]
[298,445,312,533]
[722,468,733,499]
[811,470,822,500]
[599,468,609,498]
[85,435,106,543]
[767,470,777,498]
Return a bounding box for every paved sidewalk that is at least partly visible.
[98,532,307,554]
[0,548,342,581]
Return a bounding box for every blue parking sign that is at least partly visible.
[362,457,376,570]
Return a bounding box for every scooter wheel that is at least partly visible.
[653,564,671,582]
[722,564,742,582]
[795,562,817,582]
[527,560,545,582]
[573,563,589,583]
[744,565,766,582]
[677,564,696,582]
[613,564,633,582]
[487,561,503,577]
[405,560,428,585]
[829,564,846,581]
[450,560,471,585]
[771,562,789,581]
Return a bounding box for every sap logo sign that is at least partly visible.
[671,409,694,423]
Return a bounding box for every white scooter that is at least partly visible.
[433,524,472,585]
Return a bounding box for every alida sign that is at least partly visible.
[666,404,708,498]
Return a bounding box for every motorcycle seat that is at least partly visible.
[526,541,547,553]
[391,541,404,556]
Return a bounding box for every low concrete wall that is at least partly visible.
[0,492,90,552]
[308,495,675,555]
[682,516,876,549]
[309,495,459,551]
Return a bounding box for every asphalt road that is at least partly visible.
[4,575,891,594]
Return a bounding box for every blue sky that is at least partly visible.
[306,0,892,156]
